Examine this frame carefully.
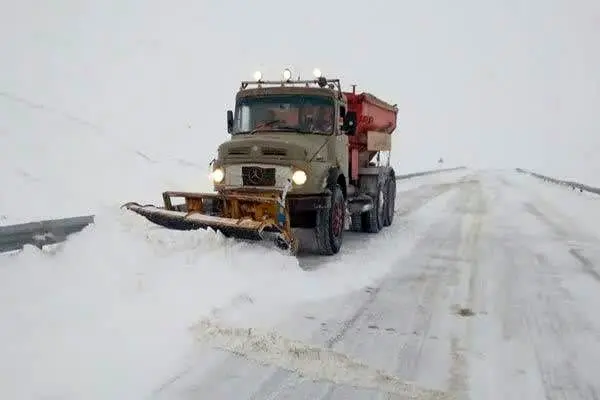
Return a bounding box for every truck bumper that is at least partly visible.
[287,193,331,213]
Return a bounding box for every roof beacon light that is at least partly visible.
[253,71,263,81]
[313,68,322,78]
[282,68,292,81]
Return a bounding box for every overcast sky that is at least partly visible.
[1,0,599,181]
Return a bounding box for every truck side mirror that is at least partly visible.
[343,111,357,136]
[227,110,234,133]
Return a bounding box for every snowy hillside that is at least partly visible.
[0,94,214,225]
[2,1,599,208]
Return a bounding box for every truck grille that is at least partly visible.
[228,147,250,155]
[241,166,276,186]
[262,147,287,156]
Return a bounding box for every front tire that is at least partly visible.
[314,184,345,255]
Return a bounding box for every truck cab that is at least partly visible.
[215,78,354,190]
[209,70,396,254]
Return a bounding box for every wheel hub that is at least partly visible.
[332,201,343,236]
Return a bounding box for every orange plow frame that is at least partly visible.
[122,190,299,253]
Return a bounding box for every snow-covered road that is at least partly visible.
[2,169,600,399]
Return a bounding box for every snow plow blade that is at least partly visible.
[124,205,274,240]
[121,191,298,252]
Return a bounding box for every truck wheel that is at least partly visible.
[362,187,384,233]
[315,184,345,255]
[383,176,396,227]
[350,214,362,231]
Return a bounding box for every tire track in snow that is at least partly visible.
[191,319,454,399]
[150,178,467,399]
[302,176,482,399]
[523,201,600,285]
[470,173,600,399]
[323,285,381,349]
[317,177,484,399]
[241,180,466,399]
[506,242,600,399]
[569,249,600,283]
[309,176,485,399]
[146,171,600,400]
[446,177,487,399]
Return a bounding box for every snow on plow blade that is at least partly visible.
[124,204,273,240]
[122,191,298,252]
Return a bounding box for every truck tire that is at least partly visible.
[314,184,345,255]
[362,186,384,233]
[350,214,362,231]
[383,175,396,227]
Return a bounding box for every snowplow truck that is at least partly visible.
[123,72,398,255]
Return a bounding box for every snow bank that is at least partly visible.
[0,209,301,399]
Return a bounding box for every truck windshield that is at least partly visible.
[232,95,335,135]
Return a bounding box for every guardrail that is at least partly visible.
[396,166,465,180]
[516,168,600,195]
[0,215,94,253]
[0,166,467,254]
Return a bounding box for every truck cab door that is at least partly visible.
[335,106,349,180]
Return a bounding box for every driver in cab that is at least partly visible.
[306,107,334,133]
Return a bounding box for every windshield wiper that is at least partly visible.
[268,127,318,135]
[248,119,282,135]
[238,120,317,135]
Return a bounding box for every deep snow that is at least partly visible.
[0,169,469,399]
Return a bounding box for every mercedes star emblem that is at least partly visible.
[247,168,262,185]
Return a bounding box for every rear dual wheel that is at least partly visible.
[362,187,385,233]
[383,175,396,226]
[361,172,396,232]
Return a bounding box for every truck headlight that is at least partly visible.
[292,170,307,185]
[211,167,225,183]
